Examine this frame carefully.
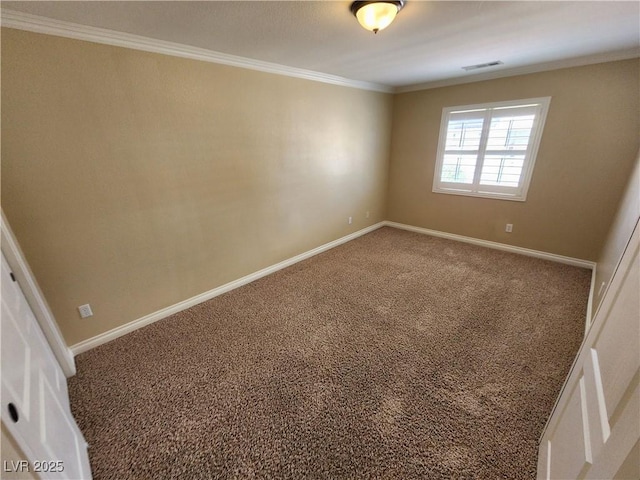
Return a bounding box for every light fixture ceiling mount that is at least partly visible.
[350,1,405,34]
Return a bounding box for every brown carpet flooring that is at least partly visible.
[69,227,591,479]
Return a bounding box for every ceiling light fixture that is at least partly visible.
[350,1,405,34]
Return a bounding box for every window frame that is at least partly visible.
[432,96,551,202]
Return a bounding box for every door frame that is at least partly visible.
[1,210,75,377]
[537,219,640,478]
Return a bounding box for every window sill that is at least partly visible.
[432,187,527,202]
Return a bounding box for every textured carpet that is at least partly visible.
[69,227,591,479]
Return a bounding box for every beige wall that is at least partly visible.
[593,149,640,315]
[1,28,393,346]
[387,60,640,261]
[2,27,639,348]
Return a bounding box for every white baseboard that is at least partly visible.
[384,221,596,339]
[383,221,596,269]
[72,220,597,355]
[70,222,385,355]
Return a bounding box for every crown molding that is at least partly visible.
[0,9,394,94]
[396,48,640,93]
[3,9,637,96]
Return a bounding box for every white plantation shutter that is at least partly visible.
[440,110,485,185]
[433,97,551,201]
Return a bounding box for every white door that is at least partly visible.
[1,253,92,479]
[537,222,640,479]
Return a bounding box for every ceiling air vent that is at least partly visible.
[462,61,504,71]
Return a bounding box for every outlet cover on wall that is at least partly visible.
[78,304,93,318]
[505,223,513,233]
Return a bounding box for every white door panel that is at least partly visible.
[582,349,608,457]
[588,378,639,479]
[2,301,31,418]
[1,253,92,479]
[592,263,640,417]
[546,378,592,478]
[538,222,640,479]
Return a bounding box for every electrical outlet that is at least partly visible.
[348,216,353,225]
[366,211,370,219]
[78,304,93,319]
[505,223,513,233]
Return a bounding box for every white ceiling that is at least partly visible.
[2,1,639,91]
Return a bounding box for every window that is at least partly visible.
[432,97,551,201]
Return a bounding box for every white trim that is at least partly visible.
[71,220,596,355]
[591,219,639,323]
[396,48,640,93]
[384,221,595,269]
[537,220,639,462]
[388,221,598,337]
[0,9,392,94]
[1,211,76,377]
[2,9,638,96]
[70,222,385,354]
[585,266,597,332]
